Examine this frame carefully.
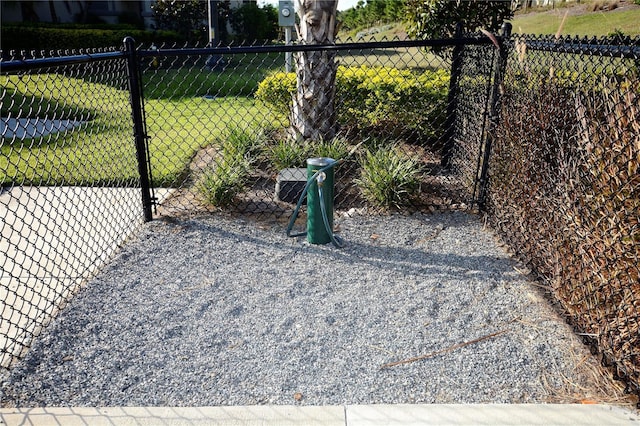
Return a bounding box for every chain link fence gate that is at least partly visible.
[0,48,154,369]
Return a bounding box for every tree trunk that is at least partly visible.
[291,0,339,141]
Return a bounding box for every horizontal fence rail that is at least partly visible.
[524,38,640,58]
[135,37,497,57]
[0,51,126,72]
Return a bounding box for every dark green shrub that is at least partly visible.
[267,139,313,170]
[355,146,423,209]
[197,128,263,207]
[1,24,183,52]
[197,152,251,207]
[311,137,353,161]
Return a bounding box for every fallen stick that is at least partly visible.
[380,329,509,369]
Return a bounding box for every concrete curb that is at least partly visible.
[1,404,639,425]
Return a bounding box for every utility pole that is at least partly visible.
[208,0,219,46]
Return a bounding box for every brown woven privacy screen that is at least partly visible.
[486,34,639,398]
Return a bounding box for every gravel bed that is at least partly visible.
[1,211,596,406]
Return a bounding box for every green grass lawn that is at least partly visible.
[144,96,277,186]
[510,8,640,36]
[337,23,448,70]
[2,46,441,188]
[1,71,274,187]
[1,74,138,186]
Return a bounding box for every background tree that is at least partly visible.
[405,0,513,40]
[152,0,208,44]
[338,0,406,33]
[229,2,278,44]
[291,0,339,141]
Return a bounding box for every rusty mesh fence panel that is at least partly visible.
[486,35,640,398]
[141,37,488,220]
[0,49,144,369]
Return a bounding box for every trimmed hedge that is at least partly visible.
[1,25,184,53]
[256,65,450,144]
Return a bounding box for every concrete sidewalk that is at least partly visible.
[1,404,639,425]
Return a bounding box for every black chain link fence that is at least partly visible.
[1,48,150,369]
[1,36,492,374]
[485,34,640,399]
[140,37,486,220]
[3,31,638,401]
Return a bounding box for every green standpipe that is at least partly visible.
[306,157,335,244]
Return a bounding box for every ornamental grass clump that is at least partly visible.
[356,146,422,209]
[225,126,266,160]
[267,139,313,170]
[197,128,260,207]
[197,151,250,207]
[312,136,352,161]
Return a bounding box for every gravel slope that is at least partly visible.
[1,211,598,406]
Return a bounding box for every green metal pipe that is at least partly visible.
[306,157,335,244]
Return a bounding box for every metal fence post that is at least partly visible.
[477,22,512,209]
[441,23,464,169]
[124,36,154,222]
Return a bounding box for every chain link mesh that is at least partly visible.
[1,51,145,368]
[8,34,638,402]
[1,37,488,371]
[486,34,640,398]
[446,40,499,205]
[143,38,477,219]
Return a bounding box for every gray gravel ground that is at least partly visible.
[1,211,598,406]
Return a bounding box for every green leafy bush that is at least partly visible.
[255,66,450,144]
[355,146,423,209]
[341,66,449,143]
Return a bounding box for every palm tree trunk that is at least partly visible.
[291,0,339,141]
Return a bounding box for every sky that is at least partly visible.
[259,0,360,11]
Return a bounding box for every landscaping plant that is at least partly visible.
[197,142,254,208]
[266,138,313,170]
[256,66,449,147]
[355,145,423,209]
